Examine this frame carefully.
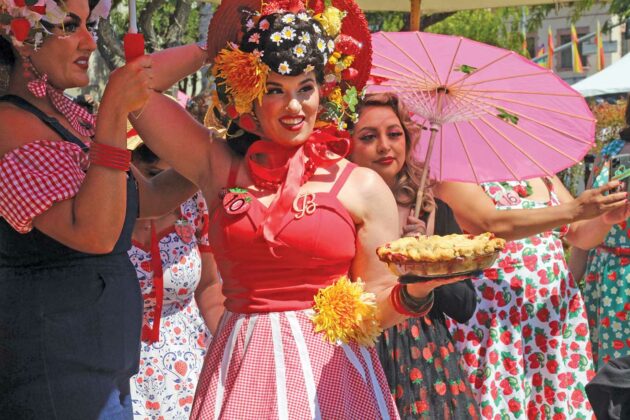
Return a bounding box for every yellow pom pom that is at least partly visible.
[311,276,382,347]
[214,46,269,115]
[314,7,344,37]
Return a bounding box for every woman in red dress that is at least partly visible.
[131,0,469,417]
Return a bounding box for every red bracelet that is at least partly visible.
[390,284,418,317]
[390,283,434,317]
[90,142,131,171]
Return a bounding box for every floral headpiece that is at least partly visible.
[210,0,368,131]
[0,0,111,49]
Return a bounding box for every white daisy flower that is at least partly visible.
[299,32,311,43]
[248,33,261,44]
[259,19,270,30]
[316,38,326,52]
[327,40,335,53]
[281,26,296,40]
[313,24,321,34]
[278,61,291,75]
[297,12,309,21]
[293,44,307,58]
[282,14,295,24]
[270,32,283,45]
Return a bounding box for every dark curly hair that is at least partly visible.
[240,12,330,82]
[225,10,332,156]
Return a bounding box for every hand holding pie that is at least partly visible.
[377,233,506,279]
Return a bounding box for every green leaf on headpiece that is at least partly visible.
[0,14,12,25]
[229,187,249,194]
[343,86,358,113]
[25,0,38,6]
[455,64,477,74]
[496,108,519,125]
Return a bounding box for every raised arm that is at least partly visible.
[28,58,153,253]
[436,180,628,242]
[129,92,232,192]
[150,44,208,92]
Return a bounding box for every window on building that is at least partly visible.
[558,27,589,71]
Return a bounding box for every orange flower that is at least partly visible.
[213,46,270,114]
[311,276,382,347]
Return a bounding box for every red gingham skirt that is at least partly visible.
[191,309,399,419]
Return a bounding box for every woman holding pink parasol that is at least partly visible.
[350,91,480,419]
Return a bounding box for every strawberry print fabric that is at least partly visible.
[128,193,211,419]
[583,139,630,368]
[449,180,595,420]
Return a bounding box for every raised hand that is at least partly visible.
[572,180,629,221]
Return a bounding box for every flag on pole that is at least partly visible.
[547,27,554,70]
[522,27,529,57]
[535,44,546,67]
[596,21,605,71]
[571,24,584,73]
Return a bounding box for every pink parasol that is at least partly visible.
[367,31,596,217]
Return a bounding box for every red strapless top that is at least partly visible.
[209,161,357,314]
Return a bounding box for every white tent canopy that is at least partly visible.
[572,53,630,97]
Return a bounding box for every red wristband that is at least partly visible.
[90,142,131,171]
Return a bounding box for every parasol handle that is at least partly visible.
[124,0,145,62]
[414,125,439,218]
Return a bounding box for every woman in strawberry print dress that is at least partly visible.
[128,145,222,419]
[574,103,630,369]
[437,176,630,419]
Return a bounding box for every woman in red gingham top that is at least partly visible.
[0,0,206,416]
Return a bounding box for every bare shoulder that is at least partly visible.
[338,164,397,223]
[0,103,57,157]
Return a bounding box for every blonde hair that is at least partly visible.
[355,92,435,214]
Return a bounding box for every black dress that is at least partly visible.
[0,96,143,419]
[377,199,480,419]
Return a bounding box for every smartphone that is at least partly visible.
[609,153,630,194]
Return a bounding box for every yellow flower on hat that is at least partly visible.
[311,276,382,347]
[214,46,270,114]
[314,6,344,37]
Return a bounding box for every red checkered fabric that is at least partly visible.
[0,140,88,233]
[191,310,399,420]
[27,74,96,138]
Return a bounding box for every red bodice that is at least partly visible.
[209,162,357,313]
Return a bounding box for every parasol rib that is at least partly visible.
[467,120,520,180]
[369,69,435,91]
[380,32,440,86]
[475,95,595,122]
[453,123,480,184]
[454,93,594,145]
[470,89,580,97]
[478,117,554,177]
[459,71,552,88]
[500,120,582,164]
[448,51,513,89]
[415,32,442,86]
[443,37,463,87]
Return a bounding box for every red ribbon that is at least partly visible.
[245,127,350,247]
[141,221,164,344]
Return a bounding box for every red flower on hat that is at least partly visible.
[11,18,31,42]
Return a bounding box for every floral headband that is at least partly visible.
[210,0,364,131]
[0,0,111,49]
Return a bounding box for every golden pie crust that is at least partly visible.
[377,233,506,277]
